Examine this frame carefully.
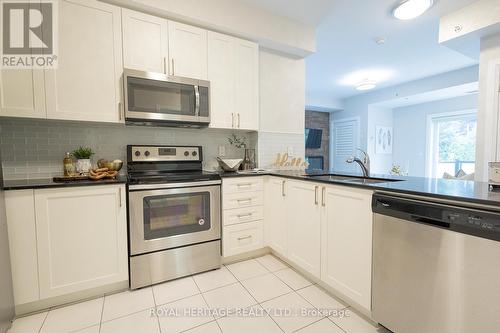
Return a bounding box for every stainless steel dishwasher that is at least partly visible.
[372,193,500,333]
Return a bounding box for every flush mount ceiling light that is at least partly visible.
[356,80,377,91]
[393,0,434,20]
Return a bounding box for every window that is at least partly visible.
[427,111,477,178]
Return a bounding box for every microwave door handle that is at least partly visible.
[194,85,200,117]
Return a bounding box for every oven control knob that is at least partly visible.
[198,219,205,226]
[184,151,189,156]
[192,151,198,156]
[144,151,150,157]
[134,151,141,157]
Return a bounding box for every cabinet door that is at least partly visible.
[264,177,288,256]
[35,185,128,299]
[286,180,321,278]
[234,39,259,131]
[168,21,208,80]
[321,185,373,311]
[0,69,45,118]
[122,9,168,73]
[45,0,123,123]
[5,190,40,305]
[208,31,234,129]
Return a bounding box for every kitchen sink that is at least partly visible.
[305,174,402,184]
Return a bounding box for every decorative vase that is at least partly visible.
[76,159,91,174]
[241,148,256,170]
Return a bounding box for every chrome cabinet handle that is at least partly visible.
[237,113,241,128]
[237,235,252,241]
[282,180,286,197]
[119,187,122,207]
[237,213,253,219]
[237,199,252,204]
[314,186,319,205]
[322,187,326,207]
[237,183,252,188]
[171,58,175,75]
[163,57,167,74]
[118,102,123,120]
[231,113,235,128]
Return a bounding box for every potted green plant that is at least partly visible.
[72,146,94,174]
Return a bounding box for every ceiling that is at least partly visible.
[238,0,479,107]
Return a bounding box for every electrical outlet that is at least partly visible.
[287,146,294,156]
[218,145,226,157]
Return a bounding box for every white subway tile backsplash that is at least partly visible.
[257,132,305,169]
[0,119,257,180]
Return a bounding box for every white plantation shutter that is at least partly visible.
[332,118,359,171]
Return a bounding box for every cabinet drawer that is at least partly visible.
[223,220,263,257]
[223,206,264,226]
[223,177,264,194]
[223,191,263,210]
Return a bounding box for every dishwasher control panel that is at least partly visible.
[373,194,500,242]
[444,210,500,232]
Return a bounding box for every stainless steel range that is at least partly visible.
[127,145,221,289]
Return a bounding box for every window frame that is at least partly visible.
[425,109,477,178]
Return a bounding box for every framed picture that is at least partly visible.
[376,126,393,154]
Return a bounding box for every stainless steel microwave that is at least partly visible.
[124,69,210,127]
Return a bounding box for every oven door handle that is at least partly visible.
[128,180,221,191]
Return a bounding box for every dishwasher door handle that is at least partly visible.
[411,215,450,229]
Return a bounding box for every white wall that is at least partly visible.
[475,34,500,181]
[101,0,315,57]
[393,94,478,177]
[367,107,393,175]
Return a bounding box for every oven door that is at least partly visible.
[128,183,220,256]
[124,69,210,124]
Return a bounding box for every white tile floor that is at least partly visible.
[8,255,390,333]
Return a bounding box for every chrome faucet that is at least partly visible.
[346,149,370,177]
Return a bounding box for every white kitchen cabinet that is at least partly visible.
[286,180,321,278]
[34,185,128,299]
[208,32,259,130]
[320,185,373,311]
[264,177,288,256]
[4,190,40,306]
[168,21,208,80]
[44,0,123,123]
[208,32,235,129]
[0,70,45,118]
[122,8,168,73]
[234,39,259,131]
[223,221,263,257]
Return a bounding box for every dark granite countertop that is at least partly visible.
[2,175,128,190]
[219,170,500,207]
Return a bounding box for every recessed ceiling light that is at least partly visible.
[356,80,377,91]
[393,0,434,20]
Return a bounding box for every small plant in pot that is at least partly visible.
[72,146,94,174]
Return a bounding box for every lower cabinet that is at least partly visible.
[223,221,263,257]
[286,180,321,278]
[263,176,374,312]
[263,177,287,256]
[5,185,128,306]
[321,185,373,311]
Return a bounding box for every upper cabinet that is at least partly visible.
[122,9,168,73]
[234,39,259,131]
[0,70,45,118]
[45,0,123,123]
[168,22,208,80]
[208,32,235,129]
[208,32,259,131]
